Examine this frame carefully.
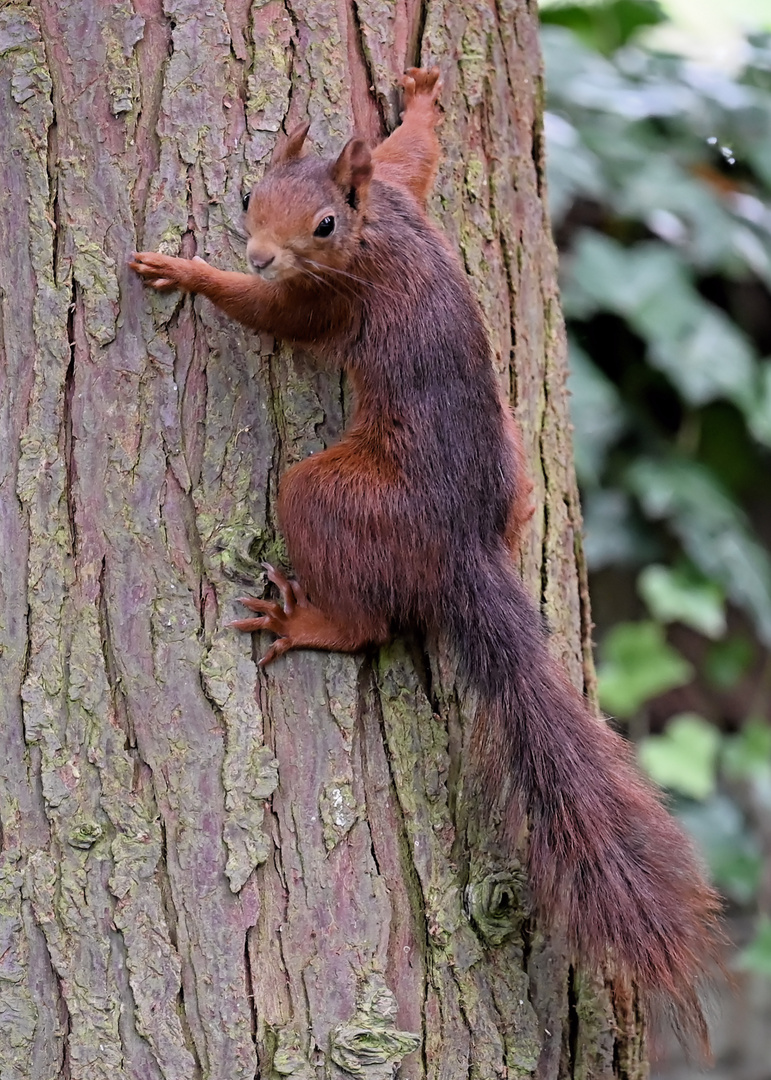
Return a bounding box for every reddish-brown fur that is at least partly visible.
[131,68,722,1047]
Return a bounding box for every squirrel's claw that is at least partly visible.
[262,562,308,610]
[257,638,292,667]
[401,66,441,108]
[130,251,201,292]
[228,612,291,667]
[230,567,319,666]
[230,569,305,664]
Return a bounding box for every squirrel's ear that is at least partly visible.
[271,122,310,166]
[331,138,373,206]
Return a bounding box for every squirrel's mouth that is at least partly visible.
[247,258,296,284]
[245,240,300,283]
[253,264,280,282]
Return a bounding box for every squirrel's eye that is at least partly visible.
[314,215,335,238]
[242,191,251,212]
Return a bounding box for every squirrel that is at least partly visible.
[131,68,722,1045]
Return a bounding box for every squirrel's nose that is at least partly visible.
[250,252,275,272]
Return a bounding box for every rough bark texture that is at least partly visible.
[0,1,644,1077]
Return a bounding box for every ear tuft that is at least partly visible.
[271,122,311,167]
[331,138,373,203]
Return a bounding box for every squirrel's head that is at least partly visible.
[242,124,373,284]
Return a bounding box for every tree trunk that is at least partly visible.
[0,1,645,1077]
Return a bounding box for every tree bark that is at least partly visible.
[0,1,644,1077]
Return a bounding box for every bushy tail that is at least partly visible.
[443,553,723,1046]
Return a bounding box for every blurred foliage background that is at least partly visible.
[540,0,771,1072]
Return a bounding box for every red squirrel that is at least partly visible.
[132,68,721,1044]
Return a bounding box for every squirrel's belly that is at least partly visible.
[277,447,449,621]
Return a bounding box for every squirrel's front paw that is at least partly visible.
[401,66,441,110]
[130,251,207,292]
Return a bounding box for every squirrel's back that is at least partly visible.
[340,181,521,555]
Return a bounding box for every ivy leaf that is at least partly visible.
[677,795,763,903]
[628,458,771,646]
[563,234,758,406]
[737,917,771,976]
[638,564,726,638]
[647,306,756,407]
[744,360,771,447]
[597,621,693,717]
[544,112,606,224]
[638,713,720,800]
[722,719,771,780]
[567,342,628,485]
[705,636,756,689]
[561,233,688,321]
[581,490,659,568]
[540,0,667,55]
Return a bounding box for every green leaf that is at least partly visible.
[744,361,771,448]
[613,155,743,271]
[638,713,720,800]
[713,849,765,905]
[677,795,763,903]
[561,233,689,321]
[705,636,756,689]
[544,112,607,224]
[737,917,771,976]
[638,564,726,638]
[597,620,693,717]
[722,719,771,780]
[564,234,758,406]
[647,307,756,407]
[567,342,628,485]
[628,458,771,646]
[541,0,668,55]
[581,490,660,568]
